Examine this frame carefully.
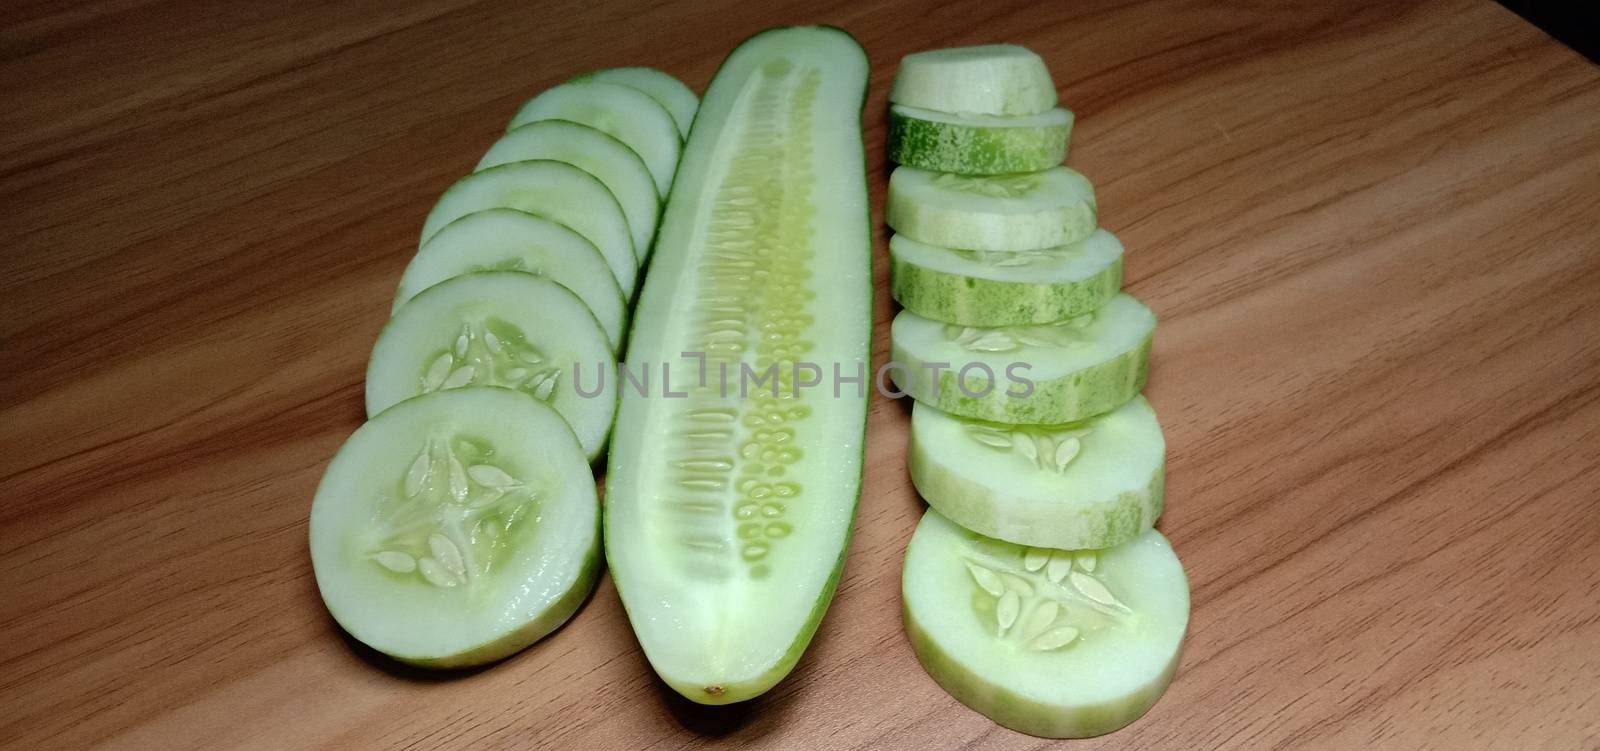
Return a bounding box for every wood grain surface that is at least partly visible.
[3,0,1598,747]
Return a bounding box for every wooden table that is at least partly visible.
[4,0,1598,747]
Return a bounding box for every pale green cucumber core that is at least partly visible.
[903,510,1188,738]
[910,396,1164,550]
[605,26,871,705]
[887,165,1098,252]
[508,80,682,197]
[890,44,1058,116]
[578,67,700,139]
[309,387,600,668]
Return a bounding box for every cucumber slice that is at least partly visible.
[890,44,1057,117]
[508,81,682,197]
[309,387,600,668]
[577,67,699,139]
[367,272,617,460]
[909,397,1164,550]
[903,509,1188,738]
[890,293,1153,424]
[396,210,626,350]
[606,26,871,705]
[887,104,1072,175]
[418,160,637,295]
[477,120,661,259]
[888,165,1097,252]
[890,229,1122,327]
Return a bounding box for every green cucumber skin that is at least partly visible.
[904,601,1182,738]
[909,436,1163,550]
[887,109,1070,175]
[892,334,1151,424]
[891,253,1122,327]
[604,24,871,706]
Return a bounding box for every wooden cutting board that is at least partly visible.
[3,0,1597,747]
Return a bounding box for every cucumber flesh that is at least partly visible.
[888,165,1097,252]
[578,67,699,139]
[367,272,617,460]
[309,386,600,668]
[888,104,1071,175]
[890,44,1057,117]
[890,293,1153,424]
[910,396,1164,550]
[508,81,682,197]
[477,120,661,258]
[396,209,627,350]
[889,229,1122,327]
[903,509,1188,738]
[606,26,871,705]
[419,160,637,295]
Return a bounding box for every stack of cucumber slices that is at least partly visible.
[309,67,697,667]
[887,45,1189,738]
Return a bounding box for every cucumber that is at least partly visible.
[418,160,637,295]
[887,104,1072,175]
[367,272,617,460]
[477,120,661,258]
[909,397,1164,550]
[605,26,871,705]
[577,67,699,139]
[890,229,1122,327]
[309,387,600,668]
[508,81,682,197]
[903,509,1188,738]
[396,209,627,350]
[887,165,1097,252]
[890,293,1153,424]
[890,44,1057,117]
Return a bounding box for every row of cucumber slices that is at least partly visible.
[308,68,699,667]
[886,45,1189,738]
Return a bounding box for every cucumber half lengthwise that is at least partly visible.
[309,387,600,668]
[891,293,1154,424]
[605,26,871,705]
[910,396,1164,551]
[903,509,1189,738]
[890,229,1123,327]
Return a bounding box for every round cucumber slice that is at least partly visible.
[889,229,1123,327]
[396,209,627,350]
[477,120,661,259]
[577,67,699,139]
[887,165,1097,252]
[890,293,1153,424]
[910,397,1164,550]
[367,272,617,460]
[887,104,1072,175]
[309,387,600,668]
[508,81,682,197]
[903,509,1188,738]
[418,160,637,295]
[890,44,1057,117]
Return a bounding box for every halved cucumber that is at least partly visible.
[890,293,1153,424]
[309,386,600,668]
[508,81,682,197]
[367,272,617,460]
[887,104,1072,175]
[910,396,1164,550]
[890,229,1122,327]
[606,26,871,705]
[418,160,637,295]
[903,509,1188,738]
[888,165,1097,252]
[577,67,699,139]
[890,44,1057,117]
[396,209,627,350]
[477,120,661,258]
